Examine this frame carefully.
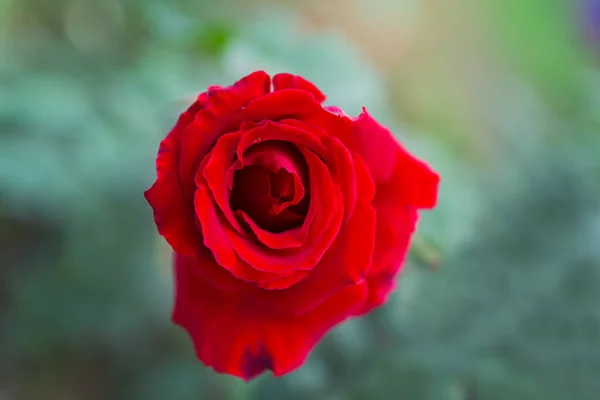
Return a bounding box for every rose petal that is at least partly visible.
[194,185,265,282]
[355,209,414,315]
[237,119,358,225]
[324,105,347,117]
[173,253,368,380]
[353,272,397,317]
[230,88,351,138]
[190,245,247,293]
[356,154,424,314]
[178,71,272,199]
[339,109,439,207]
[275,119,359,222]
[352,153,376,203]
[391,148,440,209]
[257,269,310,290]
[272,73,326,103]
[199,131,246,233]
[236,210,305,249]
[194,178,302,286]
[230,89,324,130]
[237,120,327,158]
[320,135,357,223]
[338,108,398,183]
[144,102,203,256]
[255,201,376,316]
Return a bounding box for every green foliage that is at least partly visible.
[480,0,588,112]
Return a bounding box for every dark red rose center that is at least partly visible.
[229,141,309,233]
[269,168,296,203]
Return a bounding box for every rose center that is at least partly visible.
[228,142,309,233]
[269,168,296,202]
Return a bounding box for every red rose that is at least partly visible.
[145,71,439,380]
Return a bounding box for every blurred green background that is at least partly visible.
[2,0,600,398]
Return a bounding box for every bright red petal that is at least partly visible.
[356,152,425,314]
[239,119,359,224]
[199,131,246,234]
[237,120,327,157]
[340,109,439,207]
[391,147,440,209]
[178,71,272,200]
[254,200,376,316]
[352,153,376,203]
[190,245,247,293]
[173,253,368,380]
[340,109,398,183]
[236,210,305,250]
[320,135,357,223]
[353,272,397,316]
[256,269,310,290]
[231,89,324,130]
[193,185,265,282]
[144,102,203,256]
[195,177,300,286]
[272,73,326,103]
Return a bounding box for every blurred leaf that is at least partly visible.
[192,22,236,56]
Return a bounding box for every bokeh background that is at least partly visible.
[2,0,600,398]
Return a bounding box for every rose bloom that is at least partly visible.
[145,71,439,380]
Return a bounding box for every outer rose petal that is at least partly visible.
[144,102,203,256]
[355,208,416,315]
[272,73,326,103]
[191,245,247,293]
[173,253,368,380]
[324,105,347,116]
[342,109,397,183]
[352,153,376,203]
[356,147,431,314]
[339,109,439,209]
[391,147,440,209]
[353,272,397,317]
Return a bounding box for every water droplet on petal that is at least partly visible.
[255,137,262,143]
